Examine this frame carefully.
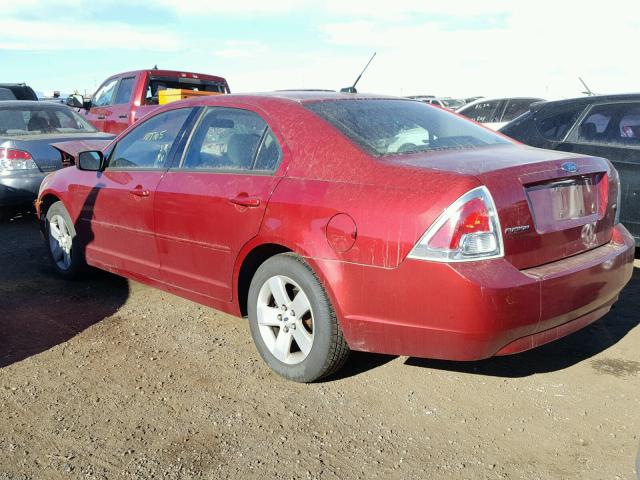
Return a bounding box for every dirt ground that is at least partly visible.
[1,213,639,480]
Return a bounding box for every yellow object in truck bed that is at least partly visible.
[158,88,223,105]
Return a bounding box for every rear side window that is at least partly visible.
[459,100,502,123]
[536,105,585,141]
[306,99,510,156]
[181,107,281,172]
[109,108,193,169]
[113,77,135,105]
[576,102,640,146]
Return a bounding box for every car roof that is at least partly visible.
[158,91,409,111]
[531,93,640,112]
[106,69,228,83]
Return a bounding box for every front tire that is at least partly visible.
[247,253,350,382]
[44,201,86,279]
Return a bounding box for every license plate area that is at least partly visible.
[525,174,602,233]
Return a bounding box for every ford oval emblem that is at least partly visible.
[561,162,578,173]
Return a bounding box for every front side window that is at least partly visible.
[306,99,510,156]
[113,77,135,105]
[109,108,193,169]
[501,99,540,123]
[181,107,281,172]
[92,78,119,107]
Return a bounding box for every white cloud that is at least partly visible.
[0,19,183,51]
[214,40,271,59]
[154,0,313,15]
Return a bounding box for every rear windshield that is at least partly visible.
[305,99,510,156]
[0,105,98,136]
[145,76,229,105]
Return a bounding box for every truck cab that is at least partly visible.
[69,69,230,134]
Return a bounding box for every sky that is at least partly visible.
[1,0,639,100]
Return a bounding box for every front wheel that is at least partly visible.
[44,201,86,279]
[247,253,350,382]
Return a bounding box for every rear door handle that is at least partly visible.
[97,115,106,120]
[129,186,150,197]
[118,114,128,119]
[229,194,260,208]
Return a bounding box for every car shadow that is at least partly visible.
[322,351,398,382]
[404,266,640,378]
[0,187,129,368]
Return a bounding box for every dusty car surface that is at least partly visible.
[500,93,640,245]
[37,92,635,382]
[0,101,114,219]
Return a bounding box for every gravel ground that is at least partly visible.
[1,213,639,480]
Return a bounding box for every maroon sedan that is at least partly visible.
[36,92,635,382]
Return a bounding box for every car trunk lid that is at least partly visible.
[389,145,617,269]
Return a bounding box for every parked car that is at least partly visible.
[410,96,466,110]
[0,83,38,101]
[0,101,114,219]
[500,93,640,245]
[457,96,544,130]
[67,69,230,135]
[37,92,634,382]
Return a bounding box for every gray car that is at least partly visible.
[0,101,114,219]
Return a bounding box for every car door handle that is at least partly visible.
[229,194,261,208]
[118,114,128,119]
[97,115,106,120]
[129,186,150,197]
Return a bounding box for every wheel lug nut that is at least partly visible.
[277,314,282,321]
[281,305,287,311]
[290,310,295,316]
[283,326,289,333]
[290,323,296,330]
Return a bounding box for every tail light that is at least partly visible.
[610,167,622,225]
[408,186,504,262]
[0,147,38,171]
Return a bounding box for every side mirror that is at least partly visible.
[66,94,84,109]
[77,151,105,171]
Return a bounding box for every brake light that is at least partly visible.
[598,172,609,217]
[0,147,38,171]
[408,186,503,262]
[610,168,622,224]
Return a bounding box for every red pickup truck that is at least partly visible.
[67,69,230,134]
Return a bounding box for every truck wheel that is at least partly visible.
[248,253,350,382]
[45,201,86,279]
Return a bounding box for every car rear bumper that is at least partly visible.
[325,224,635,360]
[0,171,45,208]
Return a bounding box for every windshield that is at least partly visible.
[0,105,98,136]
[306,99,510,156]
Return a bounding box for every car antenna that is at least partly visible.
[340,52,376,93]
[579,77,596,96]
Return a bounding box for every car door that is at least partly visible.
[107,76,136,134]
[154,106,285,301]
[84,77,119,131]
[560,102,640,240]
[78,107,195,280]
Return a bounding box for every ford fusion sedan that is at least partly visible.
[37,92,635,382]
[0,101,114,220]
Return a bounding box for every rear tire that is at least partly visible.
[44,201,86,279]
[247,253,350,382]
